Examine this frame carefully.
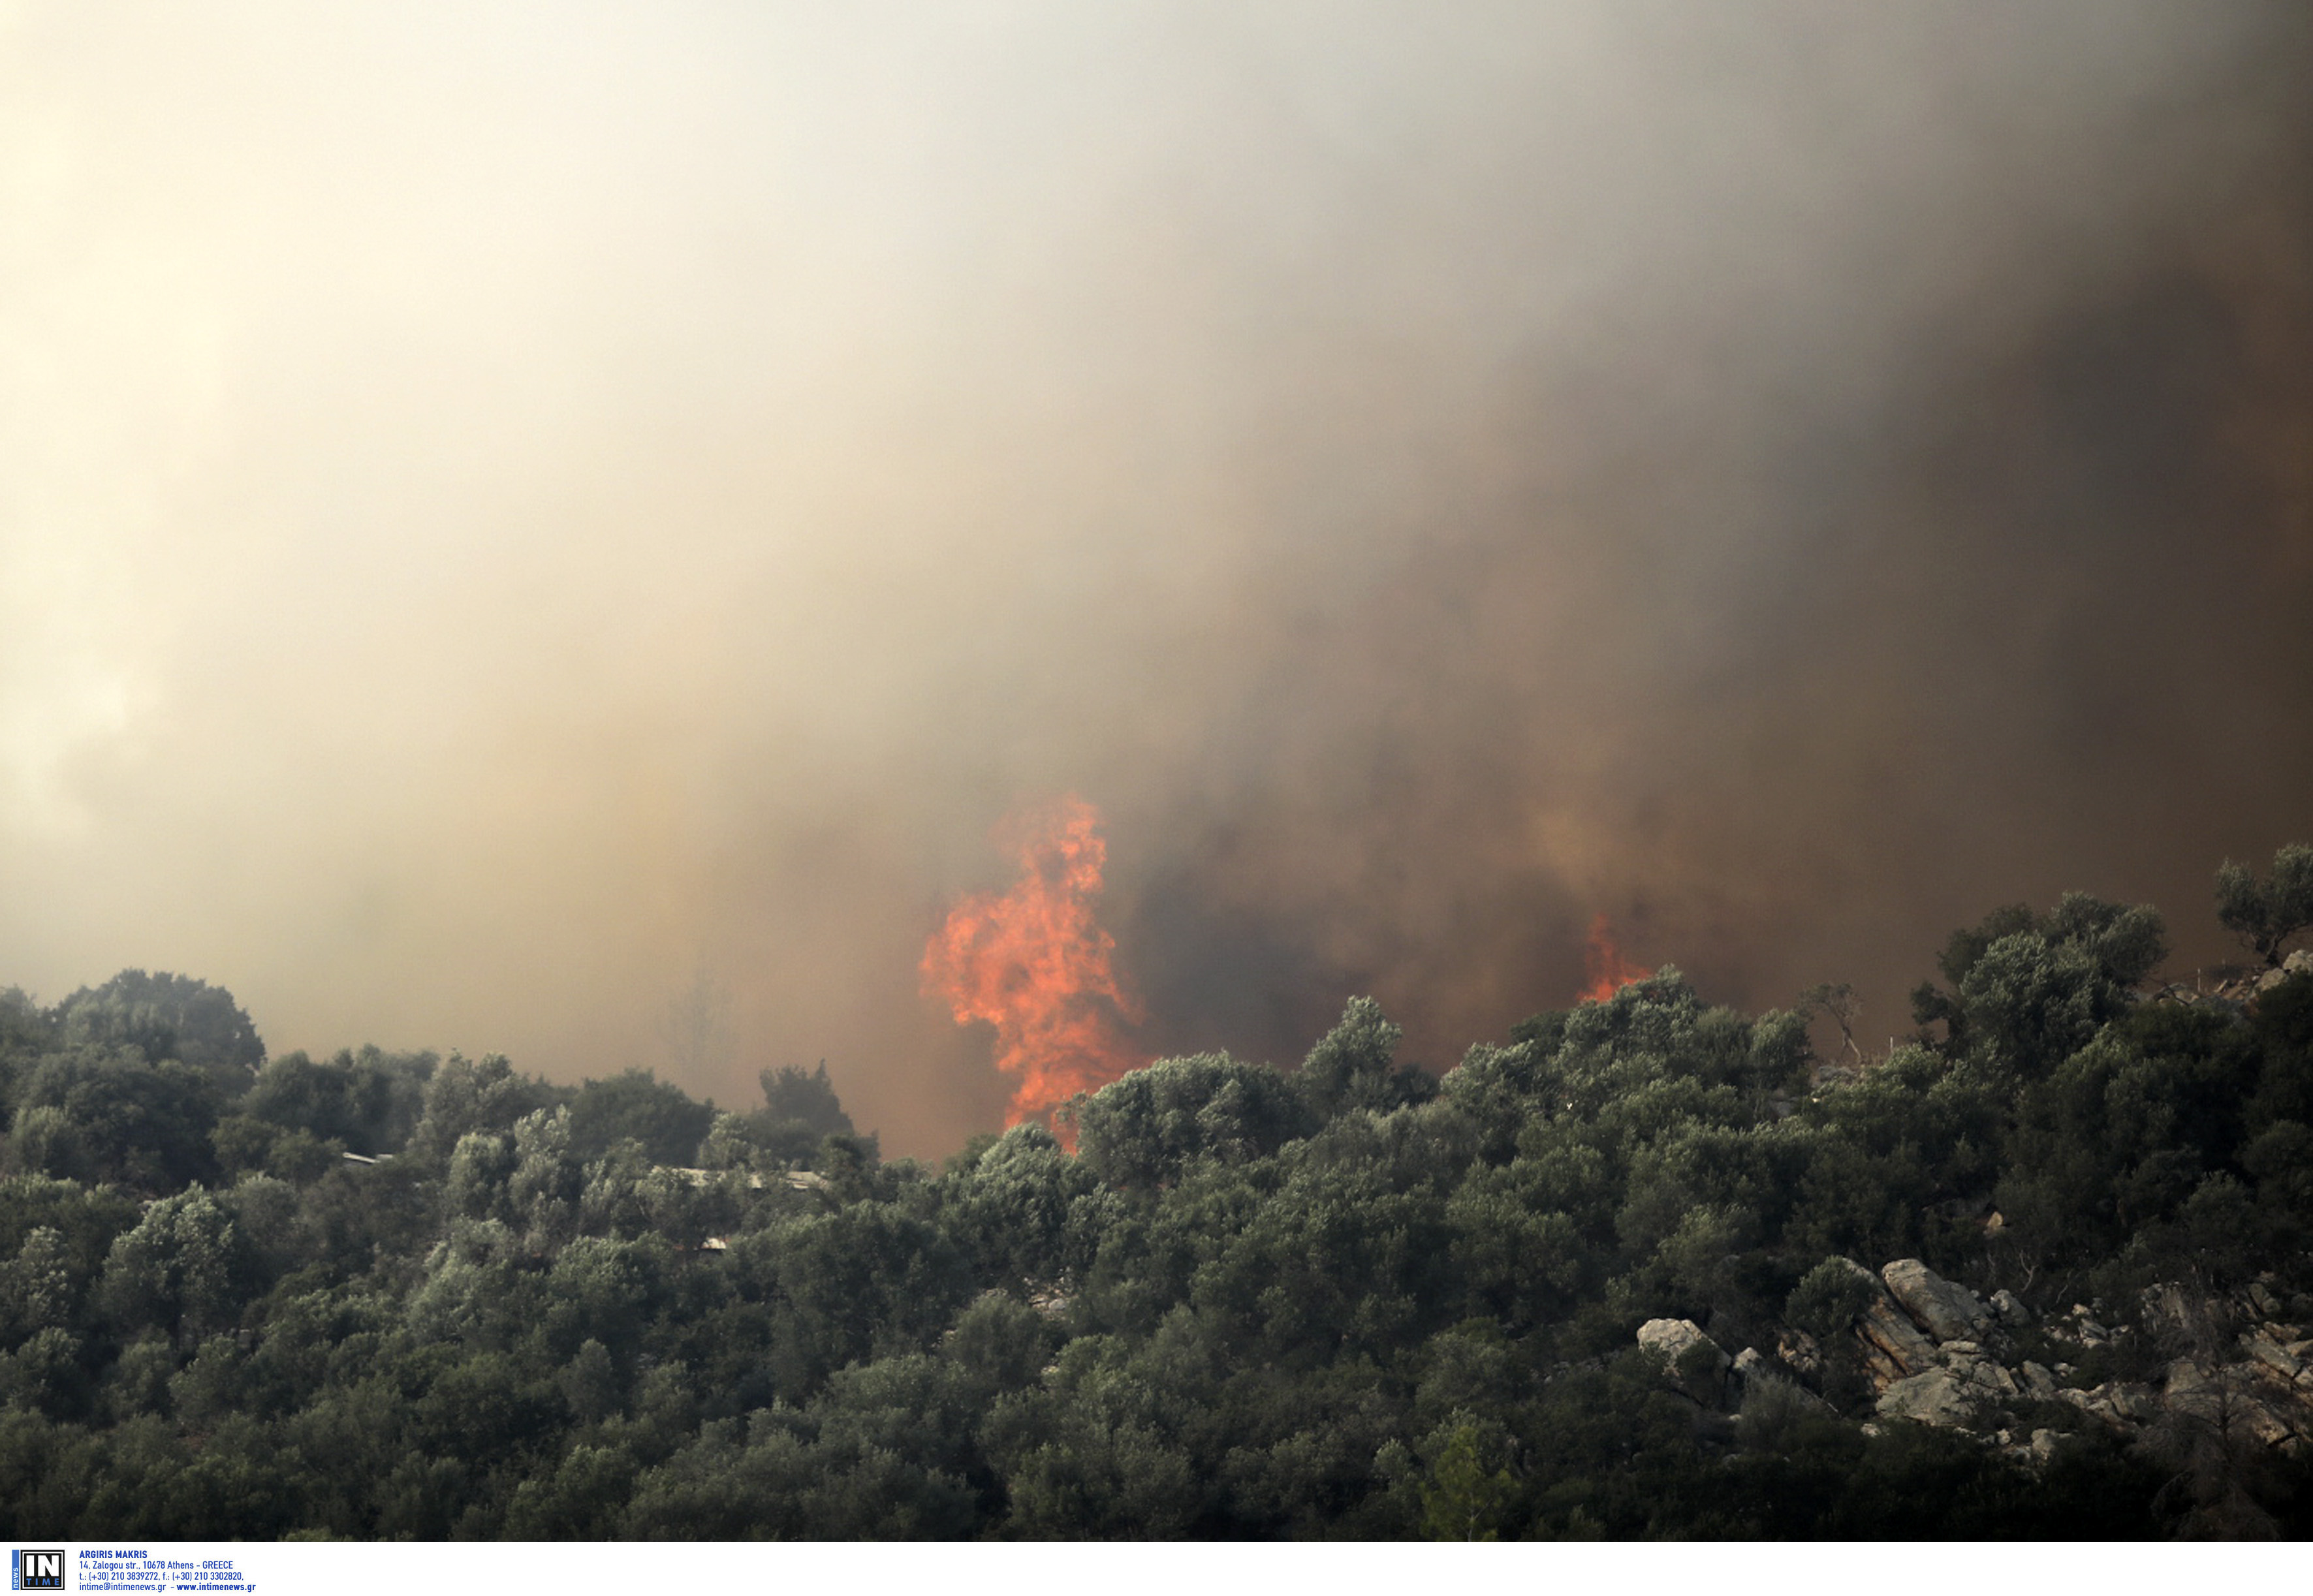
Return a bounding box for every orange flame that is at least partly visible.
[922,795,1147,1137]
[1577,912,1652,1003]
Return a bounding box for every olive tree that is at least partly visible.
[2216,842,2313,969]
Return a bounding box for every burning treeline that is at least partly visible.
[1579,913,1652,1004]
[920,796,1148,1133]
[925,798,1656,1133]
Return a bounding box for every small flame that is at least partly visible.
[1577,912,1652,1003]
[922,795,1147,1138]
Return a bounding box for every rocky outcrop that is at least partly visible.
[1775,1328,1821,1377]
[1868,1324,2025,1429]
[2163,1356,2313,1452]
[1855,1292,1940,1384]
[1939,1341,2019,1400]
[2239,1324,2310,1386]
[1631,1265,2313,1480]
[2254,947,2313,996]
[1639,1317,1729,1402]
[1883,1258,1992,1343]
[1876,1368,1980,1428]
[2058,1381,2160,1429]
[1878,1270,2313,1464]
[1638,1317,1723,1367]
[2161,947,2312,1010]
[2141,1282,2197,1339]
[1809,1255,1940,1386]
[1735,1345,1834,1416]
[1850,1259,2026,1400]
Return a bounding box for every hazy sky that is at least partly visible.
[3,3,2308,1156]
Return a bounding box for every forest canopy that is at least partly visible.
[1,848,2310,1539]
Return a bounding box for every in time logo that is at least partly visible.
[11,1551,64,1591]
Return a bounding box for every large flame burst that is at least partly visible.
[1577,911,1652,1003]
[921,795,1147,1136]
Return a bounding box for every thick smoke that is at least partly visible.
[1,3,2306,1154]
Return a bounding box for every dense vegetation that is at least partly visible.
[1,849,2310,1539]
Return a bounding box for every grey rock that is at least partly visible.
[1776,1328,1822,1377]
[1856,1294,1941,1385]
[1639,1317,1727,1369]
[2254,948,2313,995]
[1991,1289,2033,1326]
[2242,1329,2305,1381]
[1639,1318,1729,1402]
[1876,1368,1981,1428]
[2019,1361,2059,1401]
[2141,1283,2196,1338]
[1940,1348,2015,1397]
[2171,1358,2313,1448]
[1733,1346,1834,1418]
[1883,1259,1992,1343]
[2241,1401,2305,1450]
[2068,1383,2157,1429]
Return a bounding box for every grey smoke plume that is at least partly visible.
[1,3,2306,1153]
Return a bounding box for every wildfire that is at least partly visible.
[921,795,1148,1137]
[1577,912,1652,1003]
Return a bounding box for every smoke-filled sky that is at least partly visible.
[3,3,2308,1156]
